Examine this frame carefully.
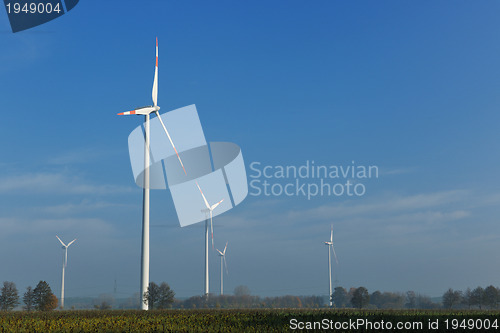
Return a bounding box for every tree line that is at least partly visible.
[4,280,500,310]
[330,286,438,309]
[0,281,58,311]
[143,283,324,309]
[331,285,500,310]
[443,286,500,309]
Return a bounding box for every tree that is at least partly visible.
[143,282,175,309]
[234,285,251,296]
[416,295,439,309]
[23,286,35,312]
[405,291,417,309]
[118,293,140,309]
[370,290,383,309]
[378,292,405,309]
[33,281,58,311]
[0,281,19,311]
[471,287,484,309]
[183,295,204,309]
[144,282,160,309]
[351,287,370,309]
[369,291,405,309]
[300,296,323,308]
[442,288,462,309]
[483,285,499,309]
[46,294,59,311]
[332,287,349,308]
[157,282,175,309]
[462,288,473,309]
[93,294,115,310]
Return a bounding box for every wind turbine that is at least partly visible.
[56,236,76,310]
[324,225,338,307]
[196,181,224,298]
[216,242,228,295]
[117,38,186,310]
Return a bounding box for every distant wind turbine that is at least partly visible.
[117,38,186,310]
[196,181,224,297]
[324,225,338,307]
[56,236,76,310]
[216,242,228,295]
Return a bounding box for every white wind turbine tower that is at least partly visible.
[196,181,224,298]
[56,236,76,310]
[216,242,228,295]
[118,38,186,310]
[324,225,338,307]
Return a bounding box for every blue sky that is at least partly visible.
[1,1,500,301]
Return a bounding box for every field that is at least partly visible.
[1,309,500,332]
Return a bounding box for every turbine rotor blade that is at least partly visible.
[330,225,333,243]
[67,239,77,247]
[152,37,158,107]
[117,110,137,116]
[211,199,224,211]
[196,182,211,210]
[331,245,338,265]
[210,210,214,249]
[155,111,186,175]
[56,235,66,247]
[223,241,228,255]
[216,249,223,256]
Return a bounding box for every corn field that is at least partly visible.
[1,309,499,332]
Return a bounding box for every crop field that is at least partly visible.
[1,309,500,332]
